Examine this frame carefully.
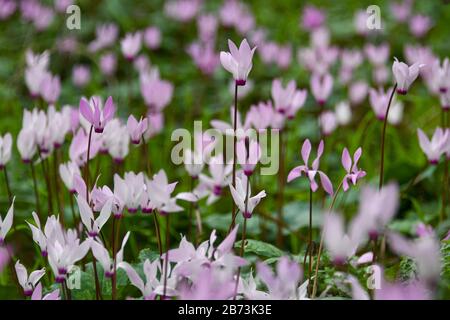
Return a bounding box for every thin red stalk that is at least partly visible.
[276,129,285,246]
[111,218,117,300]
[2,166,12,203]
[163,214,170,298]
[230,83,238,231]
[153,212,163,257]
[38,150,53,214]
[233,175,251,300]
[307,188,313,296]
[30,162,42,220]
[379,83,397,190]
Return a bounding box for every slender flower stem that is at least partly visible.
[84,125,101,300]
[2,166,12,203]
[233,176,251,300]
[92,252,102,300]
[85,125,94,202]
[30,162,42,220]
[307,188,313,296]
[153,212,163,257]
[68,193,78,232]
[441,110,449,222]
[230,83,238,231]
[311,179,344,298]
[163,214,170,298]
[52,153,64,226]
[188,176,194,240]
[111,217,121,300]
[142,137,152,176]
[38,150,53,214]
[276,129,285,247]
[379,83,397,190]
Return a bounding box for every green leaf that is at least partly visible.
[138,249,161,263]
[235,239,284,258]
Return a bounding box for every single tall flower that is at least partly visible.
[229,176,266,219]
[287,139,333,195]
[220,39,256,86]
[79,96,116,133]
[392,57,425,94]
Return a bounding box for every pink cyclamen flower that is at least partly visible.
[0,133,12,169]
[409,14,432,38]
[364,43,390,67]
[140,78,174,112]
[40,73,61,104]
[146,170,183,215]
[91,232,130,278]
[310,73,333,106]
[79,96,116,133]
[127,115,148,145]
[417,128,449,164]
[59,162,81,193]
[72,65,91,88]
[164,0,200,22]
[229,176,266,219]
[187,41,220,76]
[319,111,337,136]
[236,138,261,176]
[323,212,359,265]
[99,53,117,77]
[369,87,394,120]
[256,256,303,299]
[388,232,441,284]
[31,283,60,300]
[15,260,45,296]
[197,14,218,42]
[287,139,333,195]
[352,183,399,241]
[390,0,412,23]
[416,223,434,238]
[349,81,368,105]
[271,79,306,115]
[0,198,14,245]
[341,147,366,191]
[17,128,37,163]
[392,57,425,94]
[0,0,16,20]
[220,38,256,86]
[301,5,325,31]
[121,32,142,61]
[76,196,112,238]
[143,26,161,50]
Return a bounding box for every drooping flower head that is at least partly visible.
[392,57,425,94]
